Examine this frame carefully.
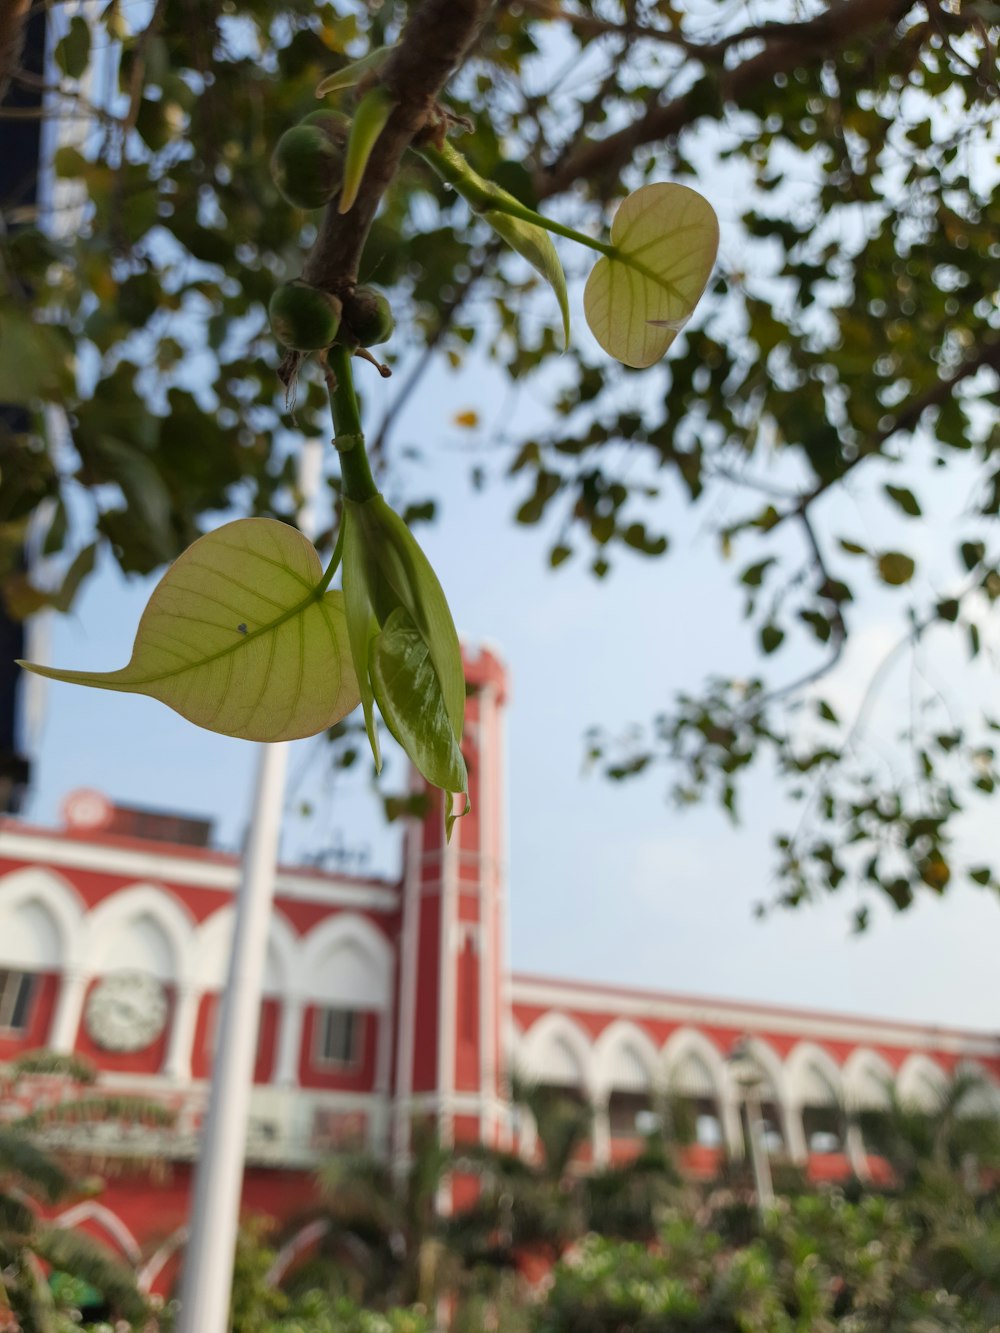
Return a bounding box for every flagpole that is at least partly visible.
[176,441,324,1333]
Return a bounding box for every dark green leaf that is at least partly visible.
[876,551,916,586]
[55,16,91,79]
[884,484,922,516]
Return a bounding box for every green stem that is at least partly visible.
[327,344,379,504]
[415,140,616,259]
[315,519,345,596]
[486,193,616,258]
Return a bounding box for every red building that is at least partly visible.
[0,646,997,1291]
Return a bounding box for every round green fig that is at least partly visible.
[270,125,343,210]
[342,284,395,347]
[301,109,351,143]
[268,282,342,351]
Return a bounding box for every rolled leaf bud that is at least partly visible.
[268,282,342,351]
[341,284,394,347]
[342,494,468,833]
[270,125,343,210]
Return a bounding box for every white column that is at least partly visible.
[593,1096,611,1167]
[176,440,321,1333]
[519,1107,538,1163]
[49,971,87,1052]
[274,995,305,1087]
[784,1100,808,1164]
[720,1095,744,1159]
[845,1118,869,1179]
[165,987,202,1081]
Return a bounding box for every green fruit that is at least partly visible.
[342,284,394,347]
[301,109,351,143]
[270,125,343,210]
[268,282,342,351]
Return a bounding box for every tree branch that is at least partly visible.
[797,333,1000,513]
[535,0,915,199]
[0,0,30,104]
[302,0,493,295]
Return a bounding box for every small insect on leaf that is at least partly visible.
[584,183,719,368]
[19,519,360,742]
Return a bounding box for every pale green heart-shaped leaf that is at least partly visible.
[19,518,360,742]
[315,44,396,98]
[342,506,383,772]
[346,496,464,740]
[339,84,396,214]
[370,607,468,797]
[415,141,570,347]
[584,183,719,368]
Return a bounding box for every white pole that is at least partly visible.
[744,1086,774,1215]
[176,441,324,1333]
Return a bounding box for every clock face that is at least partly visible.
[85,972,168,1053]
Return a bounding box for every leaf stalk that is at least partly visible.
[325,346,379,504]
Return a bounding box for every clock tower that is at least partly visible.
[392,645,512,1164]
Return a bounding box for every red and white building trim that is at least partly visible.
[0,646,997,1284]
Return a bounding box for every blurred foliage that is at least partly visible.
[2,0,1000,916]
[0,1054,153,1332]
[223,1083,1000,1332]
[537,1194,1000,1332]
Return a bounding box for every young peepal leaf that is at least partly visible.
[339,84,396,214]
[370,607,468,796]
[342,507,383,773]
[315,44,397,98]
[486,208,571,349]
[342,495,468,829]
[415,141,570,347]
[18,518,360,742]
[584,183,719,368]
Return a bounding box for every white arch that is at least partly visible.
[266,1219,331,1286]
[299,912,393,1009]
[85,885,197,984]
[784,1042,844,1108]
[661,1028,727,1102]
[504,1014,522,1057]
[593,1020,660,1099]
[0,867,85,970]
[518,1011,595,1095]
[138,1226,188,1293]
[193,905,298,995]
[727,1035,787,1103]
[54,1202,142,1265]
[953,1060,1000,1117]
[897,1053,948,1111]
[842,1048,895,1111]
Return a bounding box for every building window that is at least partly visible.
[0,970,35,1033]
[315,1007,363,1068]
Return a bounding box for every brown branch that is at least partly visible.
[797,333,1000,513]
[535,0,916,199]
[0,0,30,103]
[302,0,493,296]
[121,0,167,138]
[518,0,870,60]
